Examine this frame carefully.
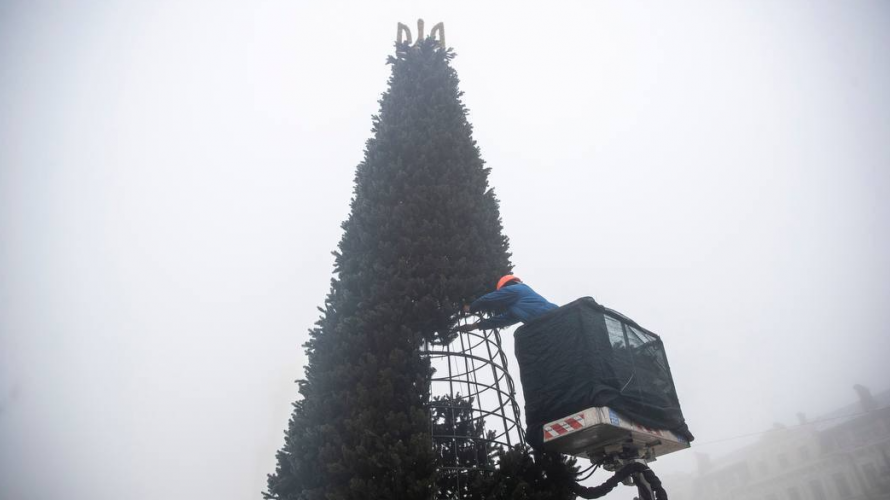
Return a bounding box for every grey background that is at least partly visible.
[2,1,888,499]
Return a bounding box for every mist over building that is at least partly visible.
[666,386,890,500]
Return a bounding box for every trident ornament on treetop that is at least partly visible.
[397,19,445,48]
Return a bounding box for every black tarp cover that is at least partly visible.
[514,297,694,449]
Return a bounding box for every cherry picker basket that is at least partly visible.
[514,297,693,452]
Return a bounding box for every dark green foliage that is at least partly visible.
[431,395,497,499]
[471,449,580,500]
[431,395,496,470]
[431,398,579,500]
[265,38,512,500]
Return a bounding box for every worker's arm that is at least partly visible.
[477,313,519,330]
[468,286,521,314]
[456,312,518,333]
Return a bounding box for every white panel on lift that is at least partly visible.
[541,406,690,460]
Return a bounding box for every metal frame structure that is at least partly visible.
[421,316,524,494]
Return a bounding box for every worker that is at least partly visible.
[457,275,558,332]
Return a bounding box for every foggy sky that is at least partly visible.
[2,1,889,500]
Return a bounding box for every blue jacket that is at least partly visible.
[469,283,558,330]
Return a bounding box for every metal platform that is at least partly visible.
[541,406,690,463]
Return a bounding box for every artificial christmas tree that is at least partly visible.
[266,35,514,500]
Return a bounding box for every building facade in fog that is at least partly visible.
[687,386,890,500]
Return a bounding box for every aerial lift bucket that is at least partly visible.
[513,297,693,498]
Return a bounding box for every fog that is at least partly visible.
[2,1,889,499]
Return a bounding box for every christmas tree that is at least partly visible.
[265,36,514,500]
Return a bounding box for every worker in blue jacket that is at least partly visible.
[457,275,558,332]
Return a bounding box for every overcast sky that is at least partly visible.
[2,1,889,500]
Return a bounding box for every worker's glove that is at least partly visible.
[455,322,479,333]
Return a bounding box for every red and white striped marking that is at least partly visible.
[543,413,585,442]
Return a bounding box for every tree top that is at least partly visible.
[396,19,445,49]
